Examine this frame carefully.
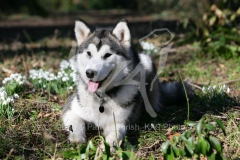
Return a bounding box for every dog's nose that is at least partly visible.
[86,69,96,78]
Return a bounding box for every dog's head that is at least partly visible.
[74,19,137,93]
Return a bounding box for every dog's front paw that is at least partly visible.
[68,133,86,143]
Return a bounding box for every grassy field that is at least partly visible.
[0,28,240,159]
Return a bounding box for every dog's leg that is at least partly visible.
[62,110,86,143]
[103,123,126,151]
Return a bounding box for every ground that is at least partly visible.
[0,11,239,159]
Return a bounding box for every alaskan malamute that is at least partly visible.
[62,19,191,150]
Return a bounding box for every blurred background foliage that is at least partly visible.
[0,0,239,59]
[0,0,239,17]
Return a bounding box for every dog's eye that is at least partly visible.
[103,53,112,59]
[86,51,91,57]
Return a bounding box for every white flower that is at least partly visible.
[6,97,11,103]
[57,71,63,78]
[227,88,230,93]
[0,87,7,101]
[222,84,226,89]
[3,100,7,105]
[208,86,212,91]
[140,41,156,50]
[13,94,19,99]
[62,77,69,82]
[140,41,159,54]
[60,60,71,70]
[69,59,77,71]
[70,72,77,82]
[202,87,206,93]
[2,73,26,85]
[213,85,216,90]
[68,86,73,90]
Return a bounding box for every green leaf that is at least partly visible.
[209,16,217,26]
[215,119,226,136]
[101,154,108,160]
[208,152,216,160]
[185,144,194,156]
[195,137,210,155]
[79,144,87,154]
[209,136,222,152]
[184,130,192,139]
[172,135,180,143]
[88,140,96,151]
[161,140,170,155]
[184,137,195,156]
[104,141,111,157]
[85,144,90,158]
[180,134,187,142]
[179,147,186,157]
[185,121,197,127]
[63,150,78,158]
[164,146,175,160]
[121,151,136,159]
[172,145,180,157]
[52,83,59,93]
[186,137,194,149]
[216,153,226,160]
[197,118,204,137]
[205,124,216,132]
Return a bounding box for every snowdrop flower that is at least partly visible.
[222,84,226,89]
[57,71,63,78]
[70,72,77,82]
[202,87,206,93]
[0,88,7,100]
[62,76,69,82]
[6,97,14,103]
[140,41,155,50]
[227,87,230,93]
[213,85,216,90]
[60,60,71,70]
[3,100,7,105]
[2,77,10,84]
[13,94,19,99]
[140,41,158,54]
[69,59,77,72]
[68,86,73,90]
[208,86,212,91]
[2,73,26,85]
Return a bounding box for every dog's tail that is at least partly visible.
[158,81,195,109]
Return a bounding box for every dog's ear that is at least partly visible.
[75,19,91,45]
[112,19,131,46]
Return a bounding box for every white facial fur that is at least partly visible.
[77,43,115,82]
[76,43,132,92]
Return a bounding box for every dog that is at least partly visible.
[61,19,192,150]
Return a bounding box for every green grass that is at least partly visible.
[0,36,239,159]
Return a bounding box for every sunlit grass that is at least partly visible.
[0,38,239,159]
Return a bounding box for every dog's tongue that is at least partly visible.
[88,81,99,92]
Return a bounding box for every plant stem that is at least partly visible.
[178,72,190,121]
